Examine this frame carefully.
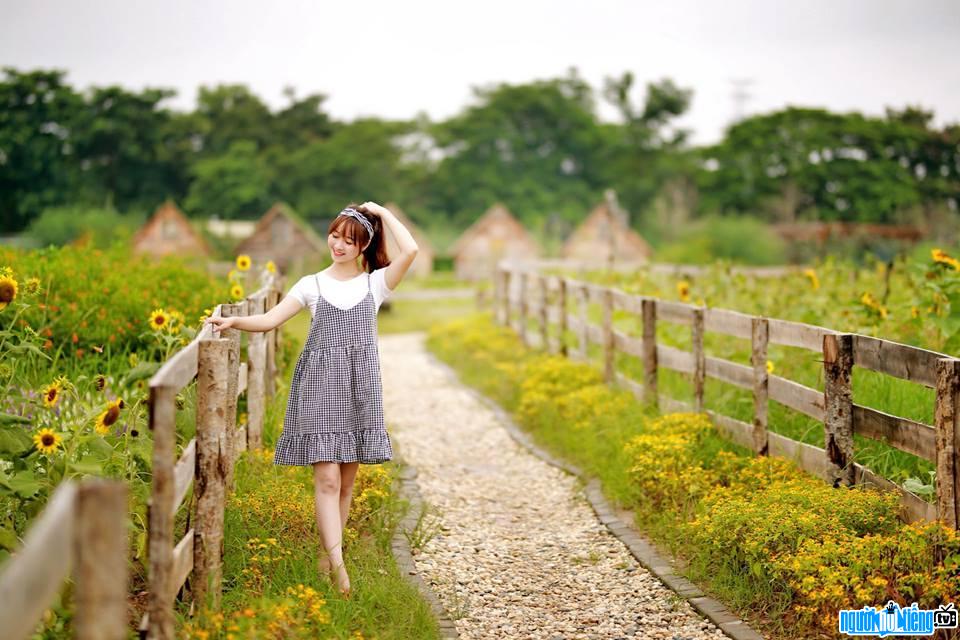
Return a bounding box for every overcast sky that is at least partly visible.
[2,0,958,145]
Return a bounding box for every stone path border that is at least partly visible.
[417,348,766,640]
[390,450,461,639]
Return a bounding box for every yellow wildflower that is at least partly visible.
[802,268,820,290]
[676,280,691,302]
[230,284,245,300]
[33,428,62,455]
[766,360,774,374]
[236,255,252,271]
[265,260,277,273]
[41,376,69,408]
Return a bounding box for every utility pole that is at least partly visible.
[729,78,754,124]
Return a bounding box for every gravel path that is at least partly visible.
[379,332,729,640]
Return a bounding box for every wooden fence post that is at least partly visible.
[193,338,231,611]
[558,279,568,357]
[539,275,549,351]
[247,296,268,451]
[692,307,705,412]
[642,298,658,407]
[518,272,528,345]
[751,317,770,456]
[219,303,242,492]
[147,385,177,640]
[578,284,589,360]
[602,288,615,383]
[935,358,960,529]
[823,333,855,487]
[264,289,279,399]
[74,479,128,640]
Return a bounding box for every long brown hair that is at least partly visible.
[326,204,391,272]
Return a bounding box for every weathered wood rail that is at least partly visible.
[494,265,960,528]
[143,269,284,639]
[0,479,128,640]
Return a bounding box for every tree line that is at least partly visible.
[1,66,957,241]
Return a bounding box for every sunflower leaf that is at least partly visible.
[0,413,31,426]
[0,471,43,499]
[0,425,33,454]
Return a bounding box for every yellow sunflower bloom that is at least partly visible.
[265,260,277,274]
[766,360,775,374]
[0,274,18,311]
[33,428,63,455]
[676,280,691,302]
[149,308,170,331]
[231,284,245,300]
[94,398,125,435]
[236,255,252,271]
[41,379,64,408]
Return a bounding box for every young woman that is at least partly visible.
[205,201,418,598]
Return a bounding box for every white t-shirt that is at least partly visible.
[287,267,394,317]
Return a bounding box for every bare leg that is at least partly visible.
[313,462,350,595]
[339,461,360,535]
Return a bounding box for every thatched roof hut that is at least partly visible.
[233,203,327,271]
[449,203,540,281]
[132,200,211,258]
[561,196,651,267]
[382,202,435,278]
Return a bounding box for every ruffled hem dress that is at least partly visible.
[273,272,393,466]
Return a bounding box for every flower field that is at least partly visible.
[426,313,960,638]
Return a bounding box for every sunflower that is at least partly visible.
[766,360,775,374]
[94,398,124,435]
[149,308,169,331]
[231,284,245,300]
[167,309,185,334]
[33,428,62,455]
[24,276,41,295]
[41,378,65,407]
[676,280,691,302]
[95,373,107,391]
[265,260,277,274]
[236,254,252,271]
[0,274,18,311]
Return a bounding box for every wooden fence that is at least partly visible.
[0,479,128,640]
[494,264,960,529]
[143,270,283,639]
[0,270,284,640]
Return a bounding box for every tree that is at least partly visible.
[428,69,608,228]
[0,69,83,232]
[184,140,272,218]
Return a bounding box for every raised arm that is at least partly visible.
[358,201,419,291]
[204,294,303,333]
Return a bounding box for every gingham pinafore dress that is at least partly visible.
[273,272,393,466]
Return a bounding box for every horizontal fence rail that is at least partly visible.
[494,264,960,528]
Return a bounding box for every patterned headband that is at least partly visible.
[337,208,375,249]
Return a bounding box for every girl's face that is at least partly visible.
[328,223,361,263]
